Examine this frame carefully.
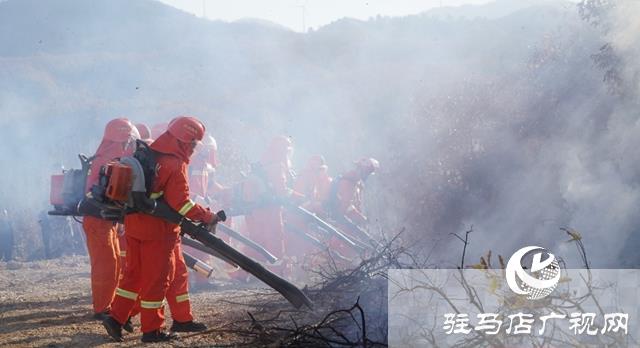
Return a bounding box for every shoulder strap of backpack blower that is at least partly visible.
[126,140,159,214]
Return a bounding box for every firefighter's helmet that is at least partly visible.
[203,135,218,167]
[355,157,380,177]
[168,116,206,143]
[135,123,151,141]
[104,118,139,143]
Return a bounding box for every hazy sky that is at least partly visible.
[156,0,495,31]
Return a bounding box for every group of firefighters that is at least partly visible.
[77,117,379,342]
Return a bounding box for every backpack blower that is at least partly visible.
[49,154,94,217]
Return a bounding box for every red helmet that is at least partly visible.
[104,118,139,143]
[355,157,380,177]
[134,123,151,140]
[168,116,206,143]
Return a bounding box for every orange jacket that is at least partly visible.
[316,169,332,203]
[292,168,315,200]
[334,170,367,224]
[292,166,332,214]
[242,161,292,204]
[124,133,214,241]
[188,156,209,199]
[243,161,289,258]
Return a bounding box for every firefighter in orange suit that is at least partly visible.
[116,123,154,272]
[332,158,379,226]
[103,116,218,343]
[326,158,379,258]
[83,118,139,319]
[285,155,331,270]
[120,123,209,334]
[116,123,153,271]
[182,134,216,288]
[293,155,332,213]
[242,136,303,277]
[204,135,233,214]
[188,135,218,201]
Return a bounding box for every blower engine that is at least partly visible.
[80,140,158,220]
[49,154,94,216]
[48,139,159,220]
[47,139,155,220]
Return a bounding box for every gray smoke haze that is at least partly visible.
[1,0,638,267]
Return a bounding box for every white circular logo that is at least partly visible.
[505,246,560,300]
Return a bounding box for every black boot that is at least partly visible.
[141,330,179,343]
[123,317,134,333]
[102,316,124,342]
[92,309,110,321]
[170,320,207,332]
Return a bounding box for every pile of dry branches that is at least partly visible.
[190,232,415,347]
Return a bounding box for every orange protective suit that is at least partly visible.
[333,170,367,225]
[184,150,213,285]
[323,171,365,259]
[296,157,332,213]
[83,217,121,314]
[188,135,220,200]
[325,158,378,259]
[83,122,136,315]
[332,158,378,226]
[243,161,288,270]
[121,123,199,324]
[110,126,215,334]
[165,242,193,322]
[285,155,332,263]
[243,136,301,276]
[188,148,209,199]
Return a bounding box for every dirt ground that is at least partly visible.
[0,255,284,347]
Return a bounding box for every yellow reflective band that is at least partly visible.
[178,200,195,216]
[175,293,190,303]
[150,191,164,199]
[115,288,138,300]
[119,251,127,257]
[140,300,164,309]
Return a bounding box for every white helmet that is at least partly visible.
[355,157,380,177]
[203,135,217,150]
